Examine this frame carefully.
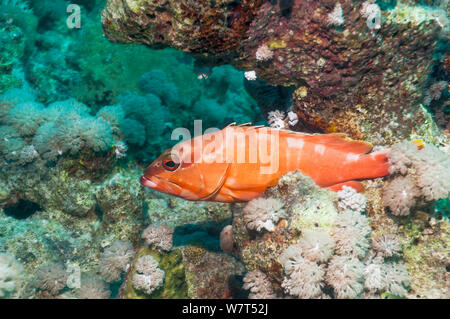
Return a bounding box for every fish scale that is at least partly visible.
[141,124,389,202]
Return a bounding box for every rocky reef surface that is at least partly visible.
[102,0,449,145]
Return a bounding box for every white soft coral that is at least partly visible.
[0,253,24,298]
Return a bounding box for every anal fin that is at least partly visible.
[327,181,364,192]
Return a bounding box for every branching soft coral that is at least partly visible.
[384,141,450,216]
[0,252,24,298]
[76,274,111,299]
[337,186,367,213]
[33,116,114,161]
[331,210,371,259]
[371,234,402,258]
[5,101,46,136]
[141,224,174,252]
[131,255,165,295]
[243,197,286,232]
[295,230,335,263]
[325,256,365,299]
[280,248,325,299]
[243,270,277,299]
[364,257,410,297]
[383,175,421,216]
[99,240,135,283]
[138,70,180,106]
[33,262,68,296]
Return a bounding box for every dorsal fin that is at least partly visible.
[303,133,373,154]
[225,125,372,154]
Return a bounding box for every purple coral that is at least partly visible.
[141,224,174,251]
[99,240,135,282]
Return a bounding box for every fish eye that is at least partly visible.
[162,158,180,172]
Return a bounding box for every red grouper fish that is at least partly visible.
[140,123,389,202]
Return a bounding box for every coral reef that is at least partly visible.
[232,171,419,299]
[102,0,448,145]
[33,263,68,296]
[99,240,136,283]
[76,274,111,299]
[142,224,174,252]
[0,253,24,298]
[243,270,277,299]
[0,0,447,301]
[383,141,450,216]
[131,255,165,295]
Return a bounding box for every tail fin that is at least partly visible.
[353,151,390,180]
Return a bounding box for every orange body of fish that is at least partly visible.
[140,124,389,202]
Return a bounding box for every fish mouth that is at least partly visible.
[140,175,158,188]
[140,175,182,195]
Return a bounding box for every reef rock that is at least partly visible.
[102,0,447,145]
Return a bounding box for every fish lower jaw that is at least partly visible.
[140,175,157,188]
